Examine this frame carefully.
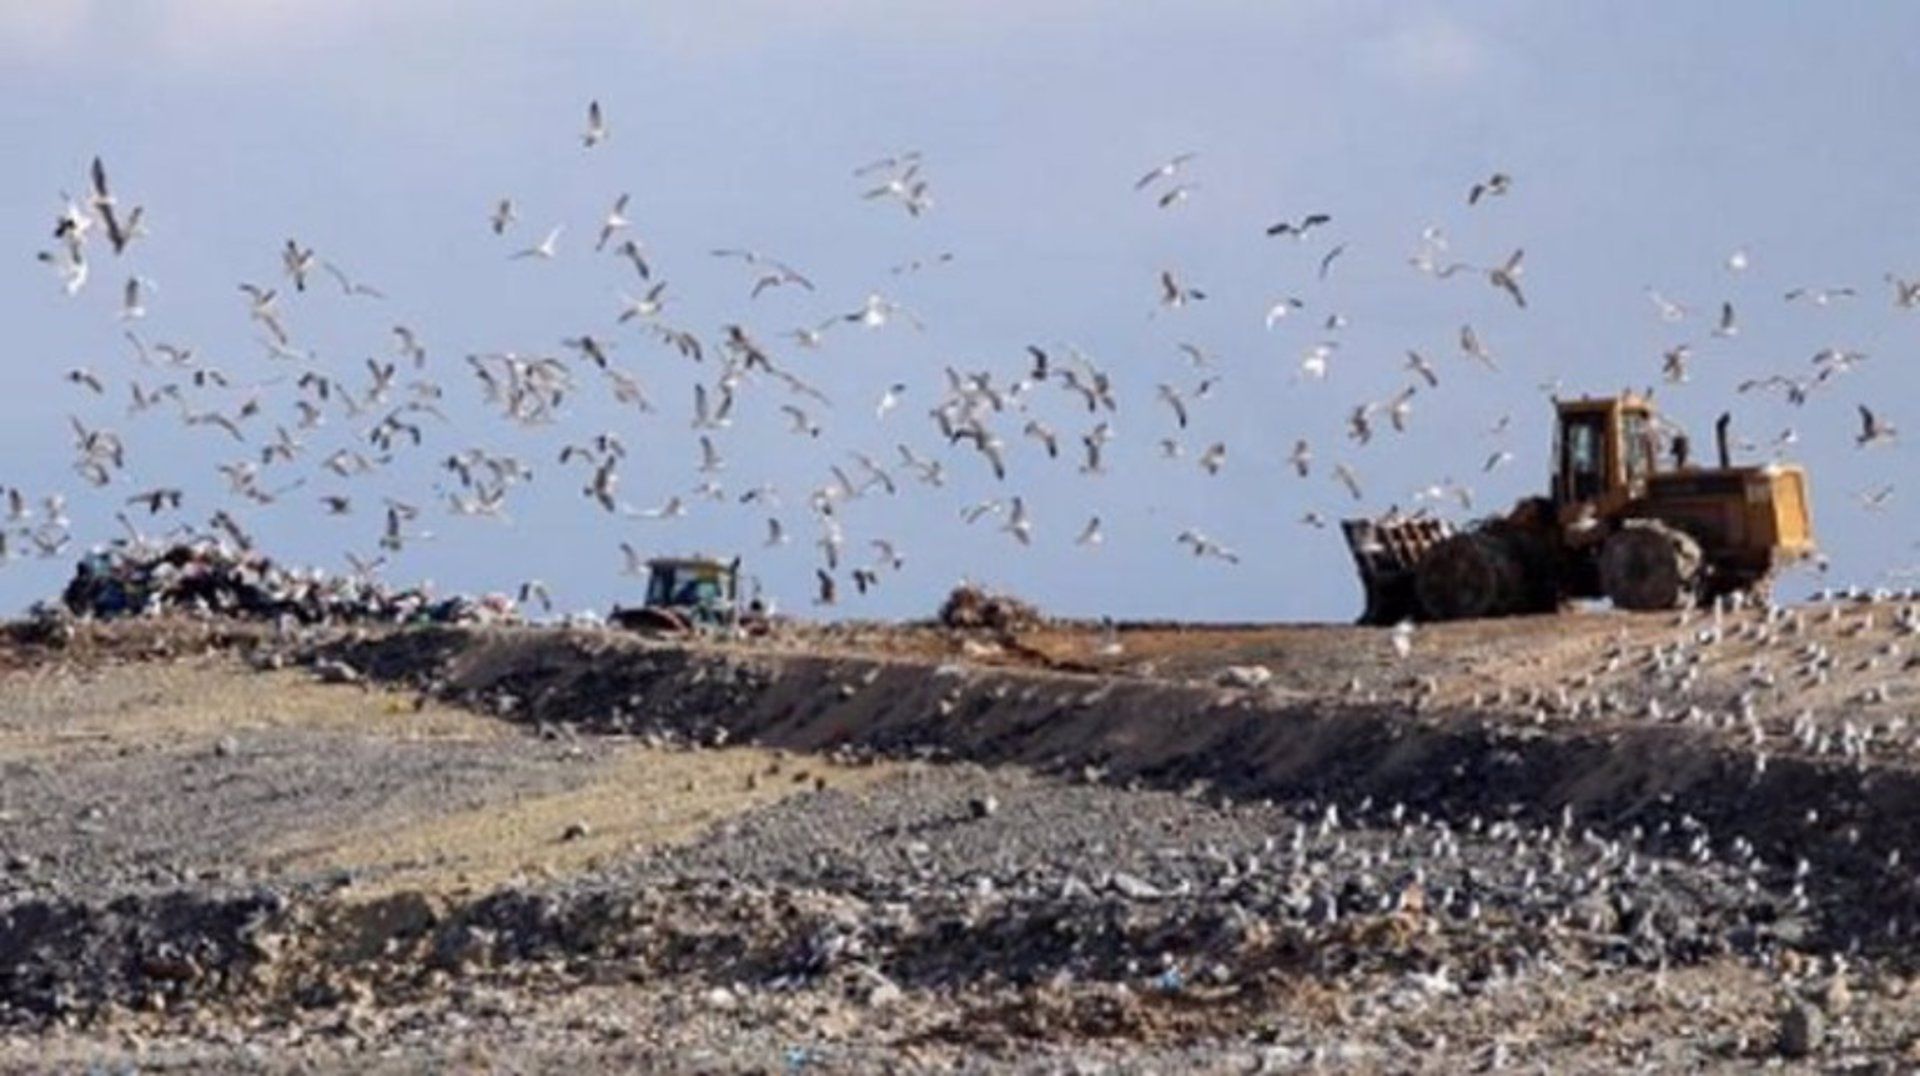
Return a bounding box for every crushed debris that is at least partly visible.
[57,542,520,627]
[937,583,1041,633]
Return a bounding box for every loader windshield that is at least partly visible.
[1560,414,1606,503]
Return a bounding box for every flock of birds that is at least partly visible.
[19,99,1915,614]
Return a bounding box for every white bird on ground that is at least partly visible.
[1390,620,1414,659]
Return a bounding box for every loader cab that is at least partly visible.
[1553,395,1660,510]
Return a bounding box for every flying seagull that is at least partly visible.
[1487,249,1526,308]
[1467,172,1511,205]
[1265,213,1331,239]
[1134,152,1195,190]
[511,226,562,261]
[1857,404,1897,447]
[582,100,607,147]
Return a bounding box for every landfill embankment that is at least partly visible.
[5,600,1920,1071]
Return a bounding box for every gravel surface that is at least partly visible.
[5,612,1920,1072]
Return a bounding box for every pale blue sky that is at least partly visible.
[2,2,1914,620]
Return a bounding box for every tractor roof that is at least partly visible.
[1557,391,1654,414]
[646,556,733,570]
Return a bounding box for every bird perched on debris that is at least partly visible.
[1390,620,1414,659]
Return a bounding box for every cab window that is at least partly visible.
[646,570,677,606]
[1561,415,1606,502]
[1622,411,1655,485]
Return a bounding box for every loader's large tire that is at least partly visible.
[1415,531,1525,622]
[1600,521,1702,612]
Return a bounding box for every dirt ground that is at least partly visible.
[2,602,1919,1072]
[0,654,885,904]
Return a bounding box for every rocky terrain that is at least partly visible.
[5,597,1920,1072]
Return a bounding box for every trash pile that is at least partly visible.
[937,583,1040,632]
[59,541,520,626]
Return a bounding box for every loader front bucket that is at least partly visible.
[1342,516,1456,625]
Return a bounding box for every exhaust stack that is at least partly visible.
[1715,412,1732,469]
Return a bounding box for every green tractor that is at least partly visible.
[610,556,765,635]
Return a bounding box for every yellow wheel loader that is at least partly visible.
[1345,393,1816,624]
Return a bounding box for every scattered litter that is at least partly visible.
[59,541,520,626]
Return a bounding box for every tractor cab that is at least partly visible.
[644,557,736,615]
[611,555,748,634]
[1552,394,1661,513]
